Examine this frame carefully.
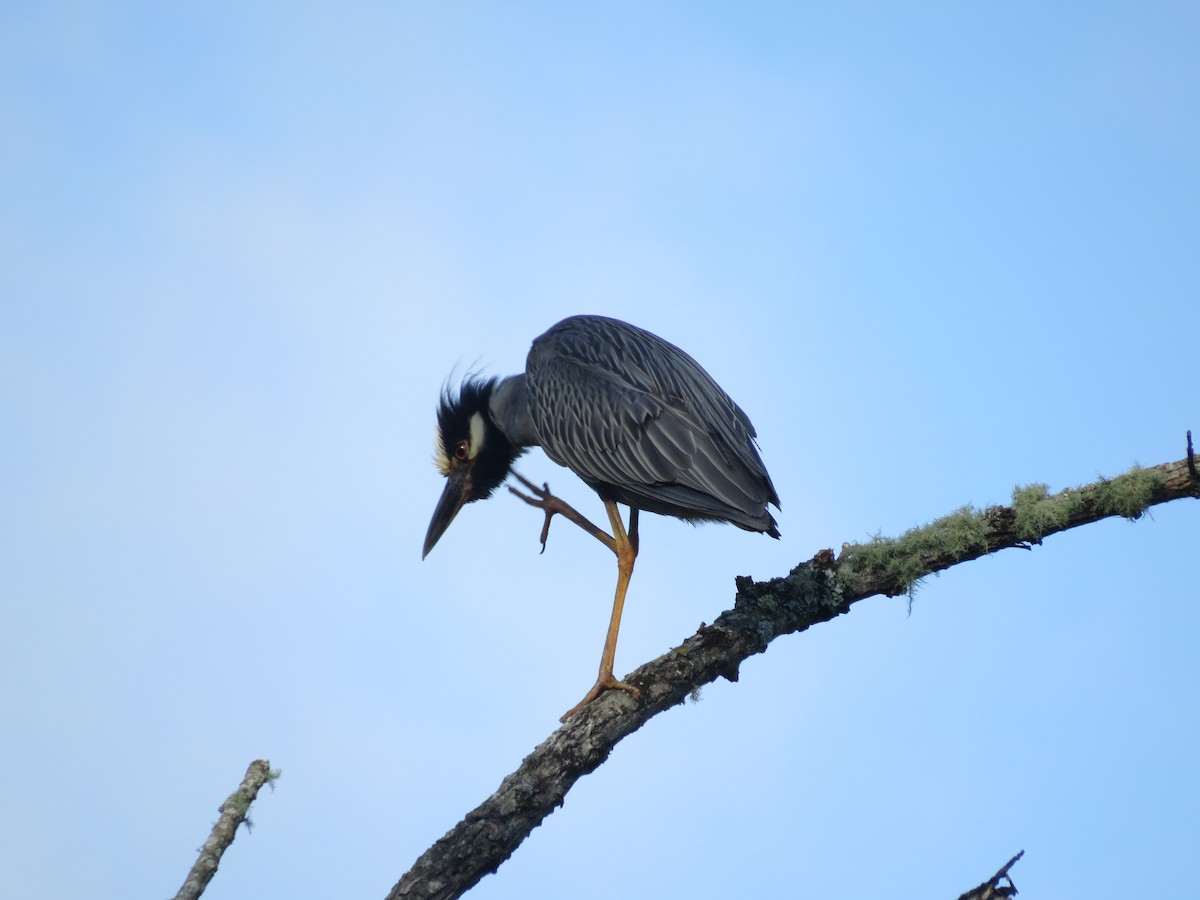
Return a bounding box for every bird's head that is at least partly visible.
[423,377,525,558]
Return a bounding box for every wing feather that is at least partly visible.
[525,316,779,534]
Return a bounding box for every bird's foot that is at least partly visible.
[507,471,617,555]
[506,475,557,551]
[560,672,640,723]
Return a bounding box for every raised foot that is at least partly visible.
[507,471,617,555]
[560,673,640,723]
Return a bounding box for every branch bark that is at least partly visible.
[389,453,1198,900]
[174,759,277,900]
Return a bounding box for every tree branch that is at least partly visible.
[389,452,1198,900]
[174,759,278,900]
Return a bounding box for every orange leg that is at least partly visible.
[560,501,642,722]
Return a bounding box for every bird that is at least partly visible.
[423,314,780,720]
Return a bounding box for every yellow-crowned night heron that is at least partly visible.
[423,315,780,720]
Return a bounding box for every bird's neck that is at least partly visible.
[488,375,539,448]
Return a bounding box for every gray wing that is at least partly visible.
[525,315,780,534]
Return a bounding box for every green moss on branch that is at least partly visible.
[841,462,1167,597]
[841,505,989,597]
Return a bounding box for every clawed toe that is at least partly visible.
[560,673,640,722]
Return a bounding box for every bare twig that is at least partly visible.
[174,759,277,900]
[957,850,1025,900]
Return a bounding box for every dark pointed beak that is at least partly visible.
[423,468,471,559]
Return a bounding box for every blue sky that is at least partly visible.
[2,3,1197,898]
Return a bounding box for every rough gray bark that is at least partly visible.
[388,450,1198,900]
[174,759,276,900]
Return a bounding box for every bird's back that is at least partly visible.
[525,315,780,535]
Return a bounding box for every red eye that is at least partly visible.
[453,440,469,461]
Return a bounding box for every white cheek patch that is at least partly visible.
[433,425,452,475]
[468,412,486,459]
